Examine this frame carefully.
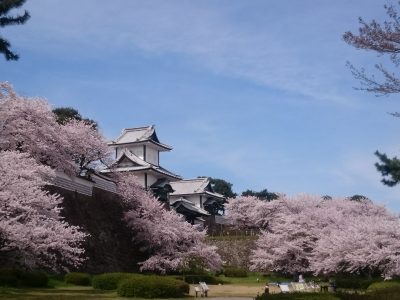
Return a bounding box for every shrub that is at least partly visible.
[0,269,48,287]
[334,275,380,290]
[182,274,221,284]
[255,292,339,300]
[0,269,20,287]
[337,286,400,300]
[224,266,248,277]
[117,276,189,298]
[92,273,139,290]
[64,272,91,286]
[367,280,400,292]
[20,270,48,287]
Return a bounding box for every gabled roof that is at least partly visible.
[108,125,172,150]
[171,197,210,216]
[169,178,225,200]
[101,149,182,180]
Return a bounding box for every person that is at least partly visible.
[264,283,269,295]
[298,274,305,283]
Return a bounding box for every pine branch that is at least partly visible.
[0,0,27,15]
[0,10,29,27]
[0,37,18,60]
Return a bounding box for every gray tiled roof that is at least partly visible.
[170,178,209,195]
[109,125,172,150]
[170,178,225,200]
[101,149,181,179]
[171,197,210,216]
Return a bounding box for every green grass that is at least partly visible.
[258,293,340,300]
[219,272,300,285]
[0,287,114,299]
[367,280,400,292]
[47,278,74,288]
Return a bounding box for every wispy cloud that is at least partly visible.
[8,0,383,105]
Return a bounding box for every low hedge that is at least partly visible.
[0,269,48,287]
[334,276,380,290]
[92,273,136,290]
[181,274,222,284]
[367,280,400,292]
[256,292,339,300]
[64,272,91,286]
[224,266,248,277]
[117,276,189,298]
[338,286,400,300]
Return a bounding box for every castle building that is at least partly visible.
[103,125,181,190]
[103,125,225,225]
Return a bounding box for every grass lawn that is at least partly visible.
[0,286,117,299]
[220,273,296,285]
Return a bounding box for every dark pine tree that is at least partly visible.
[0,0,30,60]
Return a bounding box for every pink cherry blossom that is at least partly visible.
[0,151,87,270]
[118,174,222,273]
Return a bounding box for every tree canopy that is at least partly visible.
[53,107,98,129]
[0,0,30,61]
[343,2,400,95]
[241,188,279,201]
[118,174,222,273]
[227,194,400,277]
[198,177,236,198]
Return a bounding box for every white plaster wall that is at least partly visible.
[146,172,158,187]
[187,195,202,208]
[146,147,159,165]
[128,145,144,160]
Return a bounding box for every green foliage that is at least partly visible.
[92,272,135,290]
[64,272,91,286]
[367,280,400,291]
[117,276,189,298]
[52,107,98,129]
[224,266,248,277]
[375,151,400,186]
[262,272,293,283]
[339,286,400,300]
[0,269,48,287]
[182,274,222,284]
[255,292,339,300]
[242,189,279,201]
[208,177,236,198]
[0,0,30,61]
[334,275,380,290]
[347,195,370,202]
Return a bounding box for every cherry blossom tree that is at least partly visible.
[0,82,110,174]
[118,174,222,274]
[0,82,110,270]
[225,196,276,230]
[61,119,110,171]
[227,194,400,277]
[311,200,400,278]
[0,151,87,270]
[250,195,323,275]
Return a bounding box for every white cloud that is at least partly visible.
[8,0,383,105]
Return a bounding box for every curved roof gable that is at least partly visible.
[109,125,172,150]
[170,178,225,200]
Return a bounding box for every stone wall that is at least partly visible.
[47,185,145,274]
[208,237,257,270]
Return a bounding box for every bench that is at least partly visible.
[199,282,209,297]
[194,286,201,297]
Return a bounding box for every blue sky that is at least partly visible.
[2,1,400,212]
